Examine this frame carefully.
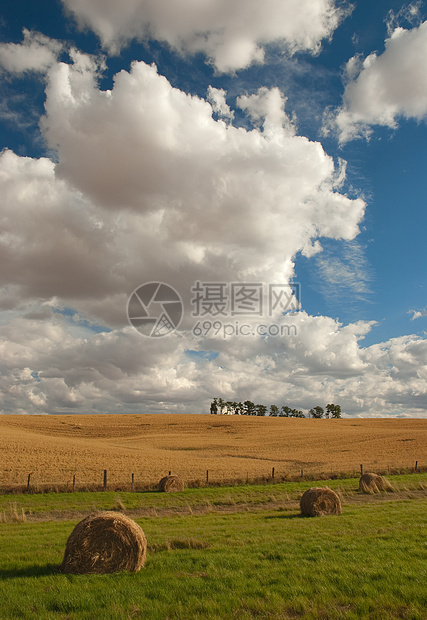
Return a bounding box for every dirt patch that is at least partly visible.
[9,487,427,524]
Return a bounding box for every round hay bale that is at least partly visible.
[300,487,342,517]
[60,511,147,574]
[359,472,393,494]
[158,475,184,492]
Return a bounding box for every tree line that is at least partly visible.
[210,398,341,418]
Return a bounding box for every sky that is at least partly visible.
[0,0,426,417]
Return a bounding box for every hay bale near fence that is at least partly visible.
[359,472,393,494]
[300,487,342,517]
[158,475,184,492]
[60,511,147,574]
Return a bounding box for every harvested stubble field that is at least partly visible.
[0,415,425,489]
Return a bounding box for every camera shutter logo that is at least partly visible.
[127,282,183,337]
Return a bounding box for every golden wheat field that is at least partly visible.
[0,414,426,488]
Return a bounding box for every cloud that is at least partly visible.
[0,310,199,414]
[1,307,426,416]
[314,240,373,306]
[236,86,296,135]
[409,307,427,320]
[0,22,366,319]
[385,1,423,36]
[28,53,363,317]
[0,149,122,315]
[0,47,364,327]
[0,29,63,74]
[207,86,234,122]
[328,21,427,142]
[61,0,347,72]
[1,33,425,418]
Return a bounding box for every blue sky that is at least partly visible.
[0,0,426,416]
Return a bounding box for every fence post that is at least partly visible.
[206,470,209,485]
[27,473,31,492]
[415,460,418,472]
[131,473,135,492]
[103,469,107,491]
[300,469,303,478]
[73,474,76,492]
[360,464,363,476]
[169,471,171,476]
[272,467,275,480]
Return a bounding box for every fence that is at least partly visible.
[1,461,424,495]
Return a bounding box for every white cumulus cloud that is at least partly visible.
[34,53,365,314]
[1,308,427,417]
[207,86,234,122]
[0,29,63,74]
[1,29,426,418]
[61,0,347,72]
[331,20,427,142]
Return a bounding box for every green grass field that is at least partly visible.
[1,474,426,619]
[1,472,426,519]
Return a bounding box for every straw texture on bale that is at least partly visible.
[60,511,147,574]
[359,472,393,494]
[300,486,342,517]
[158,475,184,492]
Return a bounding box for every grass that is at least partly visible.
[0,475,426,618]
[0,472,426,520]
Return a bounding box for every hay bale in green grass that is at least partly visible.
[158,475,184,492]
[359,472,393,494]
[300,486,342,517]
[60,511,146,574]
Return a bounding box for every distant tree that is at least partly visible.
[290,408,305,418]
[309,406,324,419]
[210,398,218,414]
[223,401,232,415]
[218,397,225,414]
[235,402,243,415]
[326,403,342,419]
[280,405,292,417]
[256,404,268,417]
[269,404,279,417]
[332,404,342,419]
[243,400,256,416]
